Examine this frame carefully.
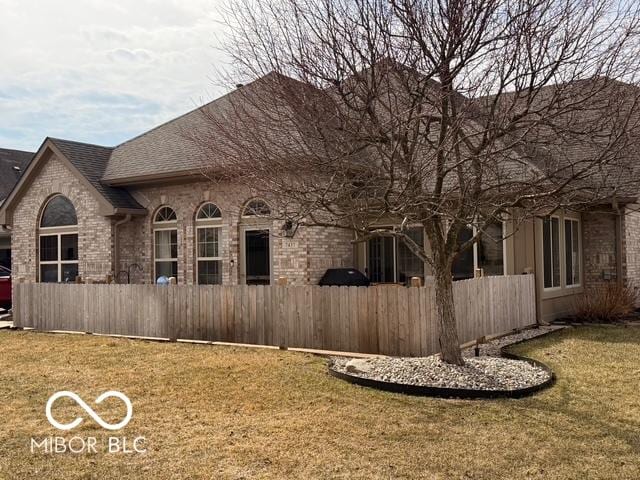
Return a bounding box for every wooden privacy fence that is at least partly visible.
[13,274,535,356]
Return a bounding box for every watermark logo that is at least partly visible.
[45,390,133,431]
[31,390,146,454]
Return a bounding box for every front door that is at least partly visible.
[244,229,270,285]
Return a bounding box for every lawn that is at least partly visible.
[0,327,638,480]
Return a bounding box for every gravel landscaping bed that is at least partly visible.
[331,355,551,391]
[330,326,560,393]
[462,325,564,358]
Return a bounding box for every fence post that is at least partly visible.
[409,276,422,287]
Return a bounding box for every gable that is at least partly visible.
[0,139,145,225]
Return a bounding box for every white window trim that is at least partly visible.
[564,216,582,289]
[195,225,223,284]
[542,215,562,292]
[153,226,178,281]
[39,232,79,283]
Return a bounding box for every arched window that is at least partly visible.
[242,199,271,217]
[153,206,178,281]
[39,195,78,283]
[195,203,222,284]
[154,206,177,223]
[197,202,221,220]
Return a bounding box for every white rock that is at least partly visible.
[345,358,374,374]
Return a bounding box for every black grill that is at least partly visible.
[318,268,370,286]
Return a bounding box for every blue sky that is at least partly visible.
[0,0,228,152]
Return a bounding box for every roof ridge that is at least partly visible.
[48,137,114,151]
[0,147,34,155]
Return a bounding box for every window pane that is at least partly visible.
[198,260,222,284]
[155,230,177,259]
[40,196,77,227]
[40,264,58,283]
[40,235,58,261]
[565,219,580,286]
[155,261,177,280]
[452,227,474,280]
[197,203,221,219]
[572,221,580,284]
[543,218,552,288]
[61,263,78,283]
[198,228,219,258]
[368,236,394,282]
[155,206,177,222]
[396,228,424,284]
[61,234,78,261]
[243,200,271,217]
[478,222,504,276]
[552,217,560,287]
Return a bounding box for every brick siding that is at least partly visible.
[11,153,113,282]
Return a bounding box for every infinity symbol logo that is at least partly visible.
[45,391,133,431]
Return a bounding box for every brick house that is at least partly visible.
[1,74,639,322]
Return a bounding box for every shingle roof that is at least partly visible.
[103,74,287,182]
[48,138,144,210]
[0,148,33,201]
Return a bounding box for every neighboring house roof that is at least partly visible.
[0,148,33,201]
[48,138,144,210]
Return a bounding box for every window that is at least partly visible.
[477,221,505,276]
[565,218,580,286]
[40,195,77,227]
[242,199,271,217]
[153,206,178,281]
[543,216,561,289]
[38,195,79,283]
[367,227,425,283]
[452,222,505,280]
[196,203,222,284]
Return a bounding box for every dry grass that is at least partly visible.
[0,327,639,480]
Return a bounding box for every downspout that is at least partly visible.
[113,215,132,283]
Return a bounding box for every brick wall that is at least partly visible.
[623,204,640,292]
[11,153,113,282]
[581,210,618,288]
[117,180,355,285]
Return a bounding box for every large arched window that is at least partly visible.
[195,203,222,284]
[39,195,78,283]
[153,206,178,281]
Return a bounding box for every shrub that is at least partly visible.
[574,282,638,323]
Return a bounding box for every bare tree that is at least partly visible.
[193,0,640,364]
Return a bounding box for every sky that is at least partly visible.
[0,0,229,152]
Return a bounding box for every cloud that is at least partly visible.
[107,48,153,63]
[0,0,229,151]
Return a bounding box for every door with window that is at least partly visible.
[367,227,425,284]
[242,229,271,285]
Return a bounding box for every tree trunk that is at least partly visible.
[433,263,465,366]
